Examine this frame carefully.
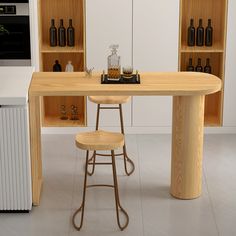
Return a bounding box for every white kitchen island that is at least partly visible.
[0,67,34,211]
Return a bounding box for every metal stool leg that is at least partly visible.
[72,150,89,231]
[119,104,135,176]
[87,151,96,176]
[88,103,135,176]
[111,150,129,230]
[87,104,101,176]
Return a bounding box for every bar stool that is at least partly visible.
[88,96,135,176]
[73,130,129,231]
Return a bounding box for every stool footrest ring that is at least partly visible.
[87,151,135,176]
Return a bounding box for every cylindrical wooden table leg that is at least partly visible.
[171,95,205,199]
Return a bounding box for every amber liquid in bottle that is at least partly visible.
[108,67,121,79]
[107,45,121,79]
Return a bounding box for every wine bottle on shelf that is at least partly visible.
[187,19,195,46]
[195,58,203,72]
[204,58,212,74]
[205,19,213,46]
[53,60,62,72]
[49,19,57,47]
[186,58,195,71]
[58,19,66,47]
[67,19,75,47]
[196,19,204,46]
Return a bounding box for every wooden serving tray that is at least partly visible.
[101,74,140,84]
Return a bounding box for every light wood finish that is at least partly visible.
[39,0,84,48]
[29,96,43,205]
[88,96,131,105]
[180,0,227,47]
[75,130,124,151]
[171,95,205,199]
[41,44,84,53]
[38,0,86,127]
[30,72,221,96]
[41,54,84,72]
[42,96,86,127]
[180,44,224,53]
[180,53,224,77]
[29,71,221,204]
[43,114,85,127]
[180,53,224,125]
[179,0,228,126]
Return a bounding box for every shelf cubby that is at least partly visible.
[38,0,86,127]
[179,0,228,126]
[43,96,86,127]
[41,53,84,72]
[180,52,224,77]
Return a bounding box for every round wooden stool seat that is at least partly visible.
[75,130,124,151]
[88,96,131,104]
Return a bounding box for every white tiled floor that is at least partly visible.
[0,134,236,236]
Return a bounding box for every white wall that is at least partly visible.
[223,0,236,127]
[86,0,132,127]
[132,0,179,127]
[86,0,133,70]
[29,0,39,71]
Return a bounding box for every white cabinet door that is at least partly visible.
[0,105,32,210]
[86,97,132,127]
[86,0,132,70]
[223,0,236,127]
[133,0,179,127]
[86,0,132,127]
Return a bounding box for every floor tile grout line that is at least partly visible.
[203,165,220,236]
[136,134,146,236]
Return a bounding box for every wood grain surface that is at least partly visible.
[30,72,221,96]
[75,130,124,151]
[29,71,222,204]
[88,96,131,104]
[171,95,205,199]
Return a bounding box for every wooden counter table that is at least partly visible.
[29,72,221,205]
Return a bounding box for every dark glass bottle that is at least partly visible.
[204,58,212,74]
[186,58,195,71]
[205,19,213,46]
[187,19,195,46]
[196,19,204,46]
[67,19,75,47]
[58,19,66,47]
[53,60,62,72]
[49,19,57,47]
[195,58,203,72]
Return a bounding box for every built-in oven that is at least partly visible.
[0,0,31,66]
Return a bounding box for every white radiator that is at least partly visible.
[0,105,32,210]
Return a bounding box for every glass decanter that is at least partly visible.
[107,44,121,79]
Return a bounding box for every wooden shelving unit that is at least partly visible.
[179,0,228,126]
[38,0,86,127]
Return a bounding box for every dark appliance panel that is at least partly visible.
[0,1,28,3]
[0,16,31,59]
